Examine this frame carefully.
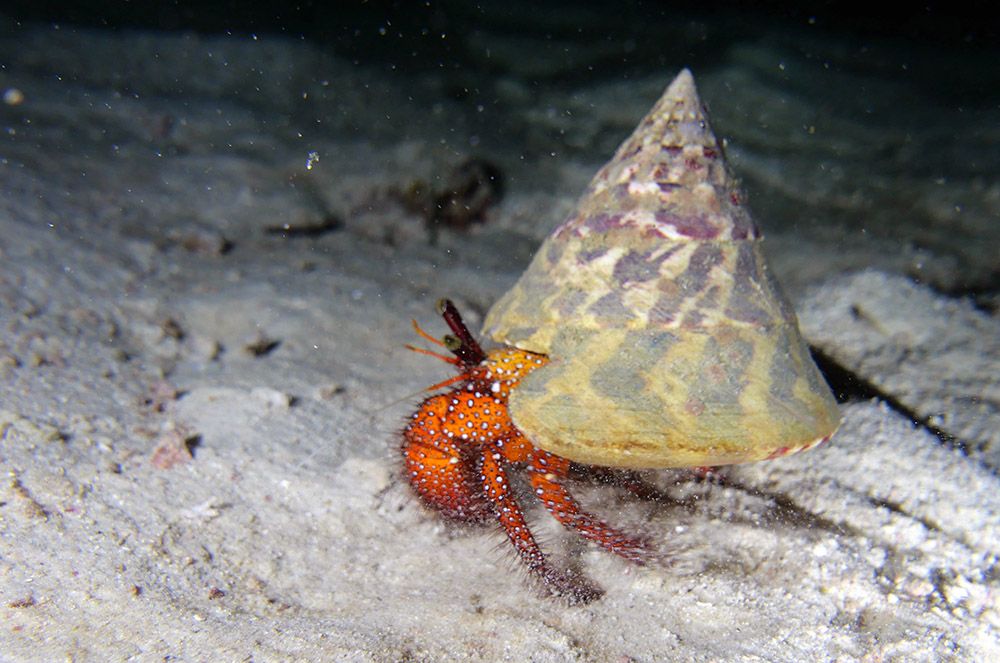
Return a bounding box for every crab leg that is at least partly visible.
[480,448,600,603]
[529,451,652,564]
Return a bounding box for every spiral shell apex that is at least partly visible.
[482,69,841,469]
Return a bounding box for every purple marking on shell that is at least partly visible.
[639,224,673,241]
[724,245,773,326]
[588,290,634,323]
[545,235,567,264]
[651,162,672,180]
[610,181,632,201]
[729,218,759,240]
[681,309,705,329]
[583,213,627,234]
[767,327,799,401]
[654,211,720,240]
[684,244,725,290]
[553,289,588,318]
[684,158,704,172]
[734,242,762,286]
[613,249,674,286]
[578,247,610,263]
[725,297,773,328]
[645,245,722,327]
[647,301,675,326]
[698,285,721,311]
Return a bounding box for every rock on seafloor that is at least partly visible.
[799,270,1000,470]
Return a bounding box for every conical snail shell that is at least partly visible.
[483,69,841,469]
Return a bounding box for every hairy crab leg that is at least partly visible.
[530,451,652,564]
[480,447,601,603]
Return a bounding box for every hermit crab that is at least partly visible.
[402,69,841,601]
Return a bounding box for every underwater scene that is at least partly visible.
[0,2,997,660]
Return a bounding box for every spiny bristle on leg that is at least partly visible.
[529,451,654,564]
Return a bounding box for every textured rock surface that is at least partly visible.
[800,270,1000,470]
[1,14,997,662]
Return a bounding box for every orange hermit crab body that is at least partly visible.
[404,301,651,602]
[403,69,841,601]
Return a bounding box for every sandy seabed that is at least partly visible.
[1,14,998,662]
